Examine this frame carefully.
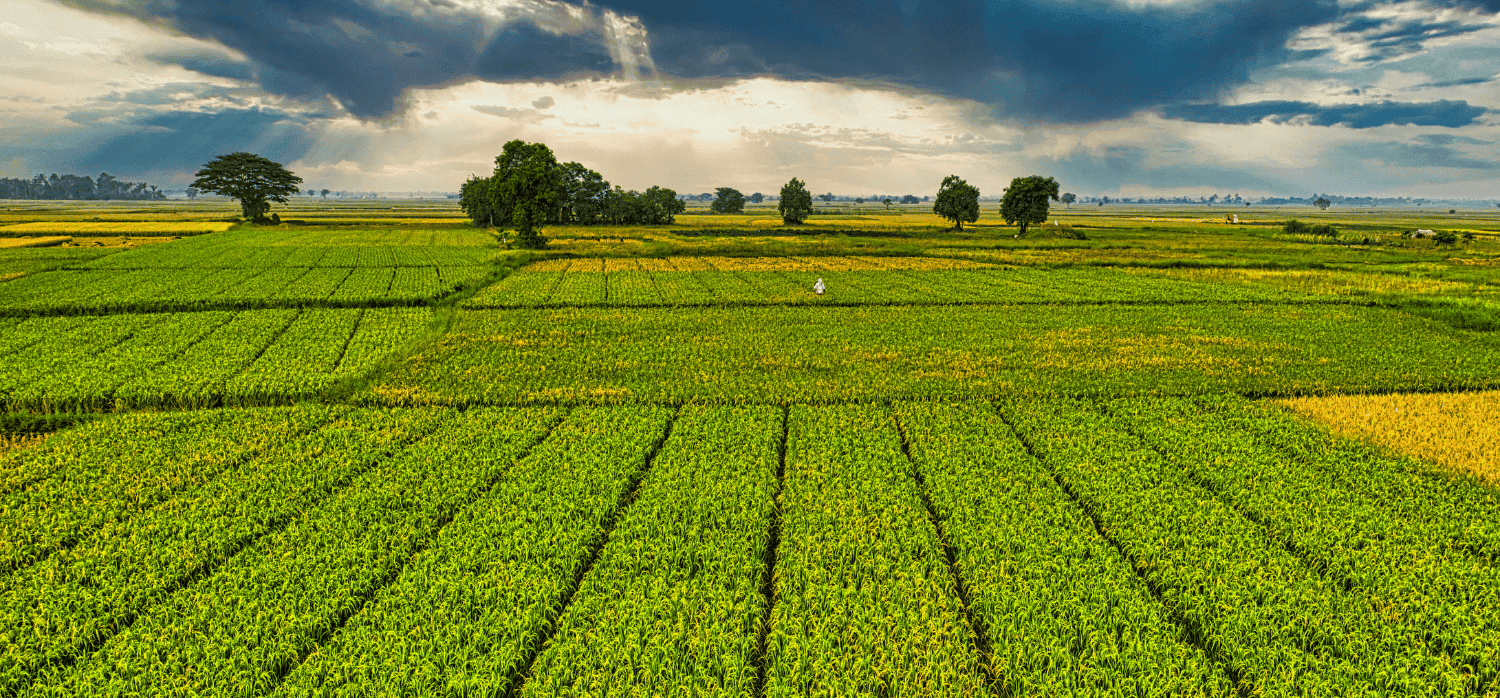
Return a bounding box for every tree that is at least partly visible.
[999,175,1060,238]
[558,161,610,224]
[1061,192,1076,207]
[749,192,764,204]
[489,140,561,249]
[779,178,813,224]
[1315,197,1331,210]
[711,187,746,214]
[184,187,199,199]
[460,175,501,228]
[191,152,303,222]
[932,175,980,231]
[900,194,920,205]
[320,189,330,199]
[883,198,893,209]
[818,192,834,202]
[307,189,316,197]
[855,197,865,204]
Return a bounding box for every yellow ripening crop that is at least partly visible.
[0,222,235,234]
[0,237,71,248]
[1277,391,1500,483]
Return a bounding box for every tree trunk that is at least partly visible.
[1018,223,1028,237]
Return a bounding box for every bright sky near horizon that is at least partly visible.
[1,0,1497,199]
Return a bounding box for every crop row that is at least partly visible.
[0,406,460,692]
[467,265,1294,308]
[895,401,1231,696]
[1001,398,1471,696]
[516,405,781,695]
[0,265,488,313]
[0,307,432,412]
[275,406,674,695]
[23,406,567,696]
[764,404,987,695]
[371,303,1500,406]
[1110,395,1500,692]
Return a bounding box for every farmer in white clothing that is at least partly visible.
[813,277,825,295]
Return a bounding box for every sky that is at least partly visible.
[1,0,1497,199]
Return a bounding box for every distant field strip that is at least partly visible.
[4,399,1497,695]
[0,266,489,314]
[0,222,234,236]
[0,308,432,412]
[370,303,1500,405]
[469,262,1297,308]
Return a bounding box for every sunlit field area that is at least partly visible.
[3,197,1500,696]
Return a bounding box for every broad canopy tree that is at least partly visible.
[711,187,746,214]
[459,140,685,245]
[933,175,980,231]
[191,152,303,222]
[779,178,813,224]
[1000,175,1060,237]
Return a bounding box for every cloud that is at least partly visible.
[55,0,1359,123]
[55,0,654,118]
[1336,137,1500,168]
[471,104,555,122]
[1160,99,1488,127]
[73,107,316,176]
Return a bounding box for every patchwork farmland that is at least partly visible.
[2,199,1499,696]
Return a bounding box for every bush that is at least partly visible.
[1432,230,1459,245]
[1282,220,1337,237]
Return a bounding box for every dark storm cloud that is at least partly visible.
[148,51,257,81]
[57,0,1355,124]
[74,108,316,175]
[605,0,1347,122]
[59,0,620,118]
[1160,99,1489,128]
[56,0,1499,124]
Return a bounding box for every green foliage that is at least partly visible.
[1283,219,1338,237]
[459,175,500,228]
[778,178,813,224]
[931,175,980,231]
[710,187,746,214]
[999,175,1060,237]
[1315,197,1331,210]
[1432,229,1459,245]
[1061,192,1076,205]
[190,152,303,222]
[490,140,561,249]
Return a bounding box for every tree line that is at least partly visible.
[0,173,166,201]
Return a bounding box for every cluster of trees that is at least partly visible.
[927,174,1061,235]
[460,140,686,248]
[0,173,166,200]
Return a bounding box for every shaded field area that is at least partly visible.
[3,398,1498,696]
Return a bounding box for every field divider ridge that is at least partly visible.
[751,406,789,698]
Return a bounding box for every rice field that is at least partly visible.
[1,199,1497,696]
